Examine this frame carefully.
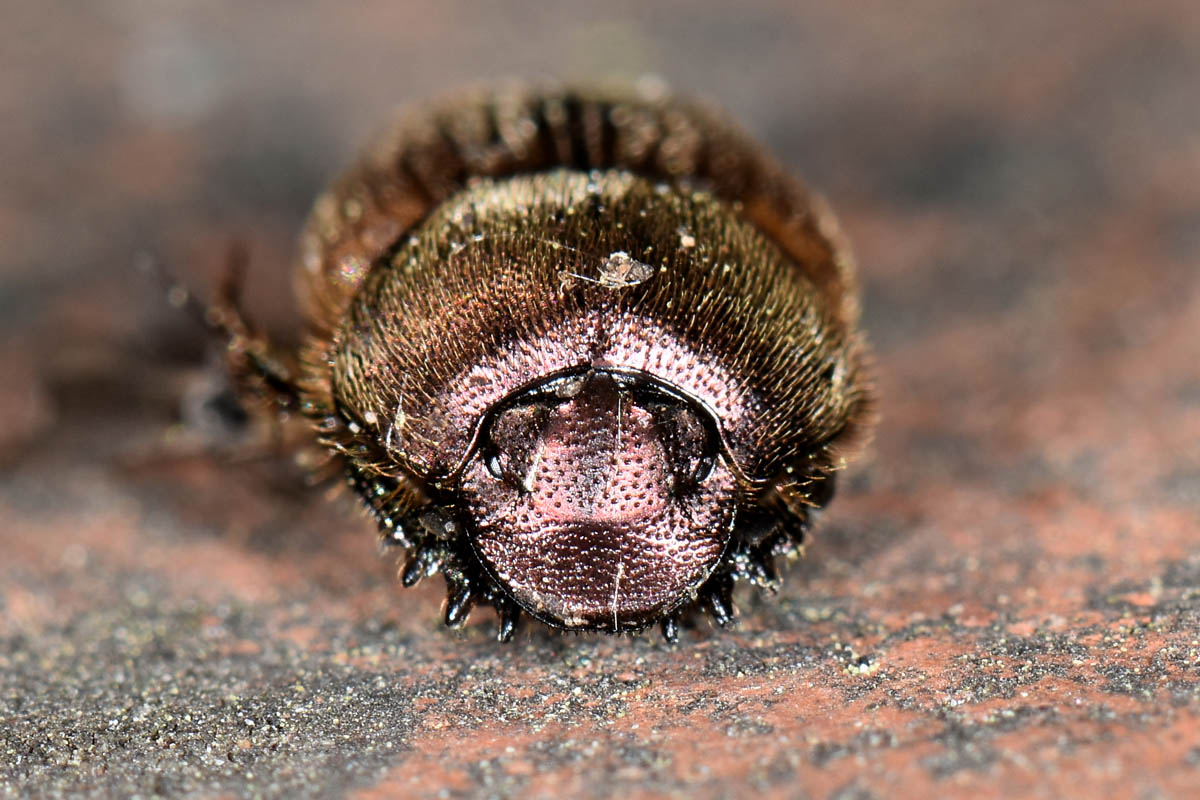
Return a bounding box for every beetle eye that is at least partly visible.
[481,403,553,490]
[484,450,506,481]
[690,454,716,485]
[646,400,719,493]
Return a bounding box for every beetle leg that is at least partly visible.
[205,241,304,415]
[399,539,446,587]
[443,575,478,628]
[732,543,781,595]
[494,597,522,643]
[703,572,737,628]
[347,464,428,548]
[146,241,302,416]
[758,466,839,549]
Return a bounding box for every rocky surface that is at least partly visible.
[2,1,1199,797]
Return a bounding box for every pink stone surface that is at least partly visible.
[2,2,1198,798]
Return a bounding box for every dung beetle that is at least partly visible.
[209,84,872,642]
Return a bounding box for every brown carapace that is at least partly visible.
[213,84,872,642]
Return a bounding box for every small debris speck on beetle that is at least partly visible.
[599,251,655,288]
[558,251,656,290]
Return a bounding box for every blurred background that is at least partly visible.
[3,0,1198,470]
[2,2,1199,798]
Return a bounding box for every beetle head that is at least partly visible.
[459,370,737,632]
